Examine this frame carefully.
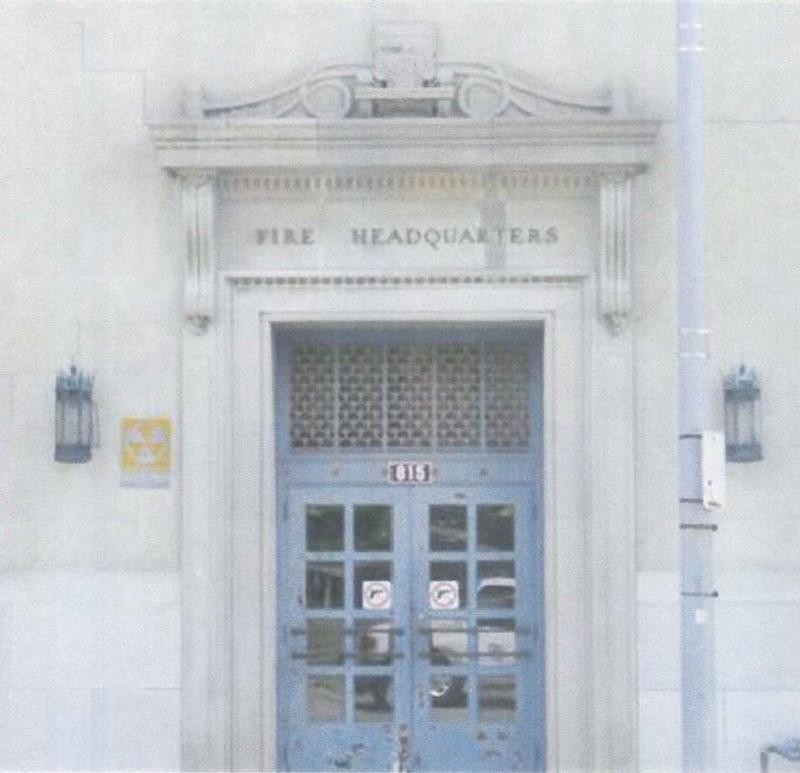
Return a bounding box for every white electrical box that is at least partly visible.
[701,431,726,510]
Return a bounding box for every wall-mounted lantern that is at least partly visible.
[723,365,763,463]
[54,366,98,463]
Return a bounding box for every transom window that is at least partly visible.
[289,342,531,452]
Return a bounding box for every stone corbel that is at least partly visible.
[180,169,217,333]
[598,171,633,334]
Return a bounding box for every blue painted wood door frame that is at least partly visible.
[275,326,545,771]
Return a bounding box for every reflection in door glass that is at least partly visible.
[354,505,392,551]
[477,504,515,551]
[354,676,393,722]
[429,619,467,664]
[308,675,344,722]
[355,620,393,665]
[430,675,469,722]
[479,676,516,722]
[306,562,344,608]
[478,618,516,664]
[306,505,344,551]
[307,619,345,665]
[429,505,467,551]
[477,560,515,608]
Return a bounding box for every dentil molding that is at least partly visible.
[172,166,641,334]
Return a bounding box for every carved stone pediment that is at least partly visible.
[184,22,617,121]
[155,23,659,335]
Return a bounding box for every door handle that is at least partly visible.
[290,627,406,636]
[291,651,406,660]
[417,649,530,660]
[416,625,531,635]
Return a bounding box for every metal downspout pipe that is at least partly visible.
[677,1,717,770]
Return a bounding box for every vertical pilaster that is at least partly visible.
[590,305,638,771]
[592,168,638,769]
[179,168,230,770]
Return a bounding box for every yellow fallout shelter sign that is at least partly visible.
[120,418,171,488]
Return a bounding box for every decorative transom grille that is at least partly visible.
[289,343,531,451]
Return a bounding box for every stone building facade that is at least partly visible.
[1,2,799,770]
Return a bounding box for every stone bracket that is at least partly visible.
[599,172,633,334]
[180,169,217,333]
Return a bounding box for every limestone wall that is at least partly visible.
[1,2,798,770]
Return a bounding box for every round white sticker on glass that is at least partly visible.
[429,580,459,610]
[362,580,392,610]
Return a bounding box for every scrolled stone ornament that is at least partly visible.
[300,77,354,119]
[456,67,510,118]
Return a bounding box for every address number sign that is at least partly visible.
[388,461,433,484]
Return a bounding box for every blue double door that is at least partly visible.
[280,483,544,771]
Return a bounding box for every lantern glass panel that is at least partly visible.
[54,367,94,463]
[66,394,81,443]
[80,398,93,446]
[744,400,757,445]
[724,366,762,462]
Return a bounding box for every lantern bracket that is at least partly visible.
[701,430,726,510]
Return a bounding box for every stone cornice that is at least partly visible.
[151,117,659,171]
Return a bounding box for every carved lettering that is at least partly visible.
[255,227,316,245]
[258,225,559,248]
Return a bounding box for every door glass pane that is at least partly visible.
[355,620,393,665]
[477,560,515,608]
[306,505,344,551]
[430,675,469,722]
[354,676,393,722]
[478,618,516,664]
[429,619,468,665]
[307,619,345,665]
[477,504,515,551]
[479,676,516,722]
[430,562,467,609]
[308,675,344,722]
[354,561,392,609]
[354,505,392,551]
[306,562,344,608]
[429,505,467,551]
